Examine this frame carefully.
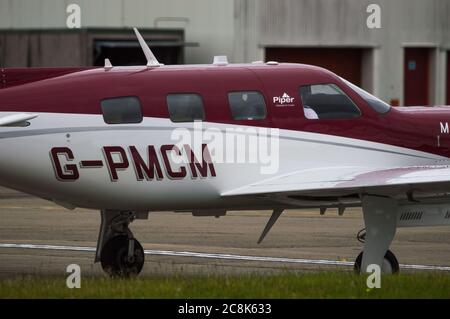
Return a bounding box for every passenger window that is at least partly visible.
[101,96,143,124]
[167,94,205,122]
[299,84,361,120]
[228,91,267,120]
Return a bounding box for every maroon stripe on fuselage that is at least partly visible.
[0,64,449,158]
[0,67,92,89]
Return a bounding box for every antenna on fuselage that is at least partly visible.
[133,27,161,67]
[104,58,113,70]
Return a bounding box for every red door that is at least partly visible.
[404,48,429,106]
[265,48,363,86]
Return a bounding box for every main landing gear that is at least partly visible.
[354,249,400,274]
[353,195,400,275]
[95,210,147,277]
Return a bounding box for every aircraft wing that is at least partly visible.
[0,113,38,126]
[221,165,450,199]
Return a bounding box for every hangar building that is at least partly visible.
[0,0,449,107]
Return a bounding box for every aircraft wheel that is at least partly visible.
[100,235,145,277]
[354,250,399,274]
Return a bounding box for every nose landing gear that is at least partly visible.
[354,228,400,275]
[354,247,400,274]
[351,195,401,275]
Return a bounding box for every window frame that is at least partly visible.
[298,83,362,120]
[100,96,143,125]
[227,90,268,121]
[166,93,206,123]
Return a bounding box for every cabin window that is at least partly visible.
[228,91,267,120]
[299,84,361,120]
[101,96,143,124]
[167,93,205,122]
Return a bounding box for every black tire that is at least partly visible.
[100,235,145,277]
[354,250,400,274]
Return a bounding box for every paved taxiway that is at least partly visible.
[0,187,449,278]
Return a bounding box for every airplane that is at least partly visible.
[0,28,449,277]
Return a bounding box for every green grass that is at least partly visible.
[1,272,449,299]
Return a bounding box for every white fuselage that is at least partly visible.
[0,112,446,211]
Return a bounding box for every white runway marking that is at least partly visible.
[1,243,450,271]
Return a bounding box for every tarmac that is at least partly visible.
[0,186,449,278]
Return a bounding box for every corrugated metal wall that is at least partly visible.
[0,32,86,67]
[0,29,185,67]
[0,0,235,64]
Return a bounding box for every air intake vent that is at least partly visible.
[400,211,423,221]
[445,211,450,219]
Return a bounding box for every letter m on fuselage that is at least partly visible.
[184,144,216,178]
[441,122,449,134]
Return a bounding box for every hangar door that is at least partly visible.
[0,29,190,67]
[265,48,363,86]
[93,40,183,66]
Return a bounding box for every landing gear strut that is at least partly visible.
[95,210,146,277]
[354,195,400,275]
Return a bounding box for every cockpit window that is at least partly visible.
[341,78,391,114]
[299,84,361,120]
[340,77,391,114]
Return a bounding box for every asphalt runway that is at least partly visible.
[0,187,449,278]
